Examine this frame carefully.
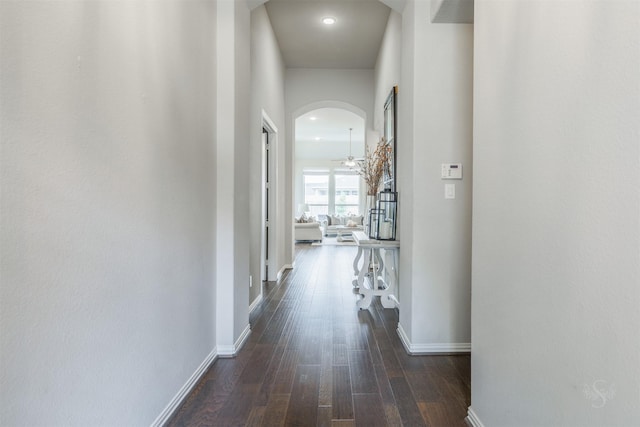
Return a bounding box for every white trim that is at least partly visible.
[465,407,485,427]
[218,323,252,358]
[397,322,412,352]
[262,110,279,283]
[249,293,263,314]
[216,344,236,357]
[150,348,218,427]
[277,264,293,282]
[262,109,278,133]
[235,323,252,351]
[397,323,471,354]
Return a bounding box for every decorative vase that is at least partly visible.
[365,194,377,235]
[366,194,376,213]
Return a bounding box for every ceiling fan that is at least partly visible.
[333,128,363,168]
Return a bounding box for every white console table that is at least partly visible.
[352,231,400,310]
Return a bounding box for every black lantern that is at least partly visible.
[376,190,397,240]
[368,208,383,239]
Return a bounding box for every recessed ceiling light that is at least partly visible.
[314,137,321,141]
[309,116,317,121]
[322,17,336,25]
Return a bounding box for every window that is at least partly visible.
[303,173,329,216]
[301,169,362,217]
[334,174,360,215]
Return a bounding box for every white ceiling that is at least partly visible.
[264,0,473,160]
[264,0,389,160]
[295,108,365,160]
[264,0,391,69]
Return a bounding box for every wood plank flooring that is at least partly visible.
[167,244,470,426]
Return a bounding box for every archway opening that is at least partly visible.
[293,107,366,244]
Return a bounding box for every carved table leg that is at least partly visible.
[380,248,398,309]
[356,248,373,309]
[352,246,363,287]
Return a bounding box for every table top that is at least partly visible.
[332,224,364,229]
[353,231,400,247]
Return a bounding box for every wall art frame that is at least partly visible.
[383,86,397,191]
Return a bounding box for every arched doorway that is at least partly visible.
[293,105,367,245]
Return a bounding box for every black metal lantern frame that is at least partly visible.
[376,190,397,240]
[368,208,383,239]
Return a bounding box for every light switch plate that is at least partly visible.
[445,184,456,199]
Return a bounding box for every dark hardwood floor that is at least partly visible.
[167,243,470,426]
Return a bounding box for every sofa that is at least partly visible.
[294,216,323,242]
[320,214,365,239]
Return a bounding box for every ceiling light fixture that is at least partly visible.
[310,116,317,120]
[344,128,356,168]
[322,17,336,25]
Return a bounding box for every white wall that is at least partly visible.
[214,0,251,357]
[470,0,640,425]
[285,69,375,263]
[397,0,417,336]
[249,5,286,293]
[394,0,473,351]
[232,1,252,348]
[0,1,218,425]
[374,11,403,134]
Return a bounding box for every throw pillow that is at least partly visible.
[348,215,364,225]
[346,220,358,227]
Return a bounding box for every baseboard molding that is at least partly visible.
[397,323,471,354]
[150,348,218,427]
[218,323,252,358]
[277,264,293,282]
[465,407,485,427]
[249,293,263,314]
[235,323,252,352]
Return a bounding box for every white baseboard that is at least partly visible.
[249,293,263,313]
[277,264,293,282]
[235,323,252,352]
[397,323,471,354]
[150,348,218,427]
[465,407,485,427]
[218,323,252,358]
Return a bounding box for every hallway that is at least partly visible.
[168,245,470,426]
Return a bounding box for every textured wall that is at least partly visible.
[0,1,217,425]
[471,0,640,425]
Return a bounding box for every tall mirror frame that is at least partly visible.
[383,86,397,191]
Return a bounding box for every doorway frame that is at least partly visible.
[261,111,278,282]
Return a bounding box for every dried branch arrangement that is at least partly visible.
[358,138,392,196]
